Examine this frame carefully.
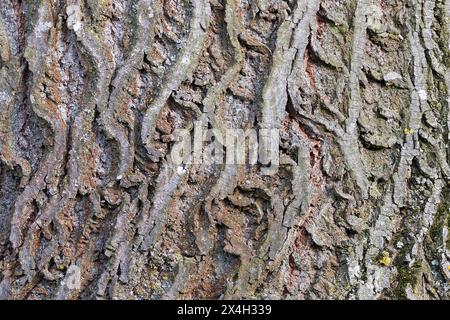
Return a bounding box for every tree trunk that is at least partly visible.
[0,0,448,300]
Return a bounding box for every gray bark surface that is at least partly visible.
[0,0,449,299]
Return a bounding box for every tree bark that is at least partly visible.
[0,0,449,300]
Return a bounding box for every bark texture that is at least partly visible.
[0,0,449,300]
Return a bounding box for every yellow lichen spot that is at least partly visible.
[378,251,392,266]
[404,128,414,135]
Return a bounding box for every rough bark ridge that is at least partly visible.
[0,0,449,300]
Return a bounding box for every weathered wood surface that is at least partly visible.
[0,0,448,299]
